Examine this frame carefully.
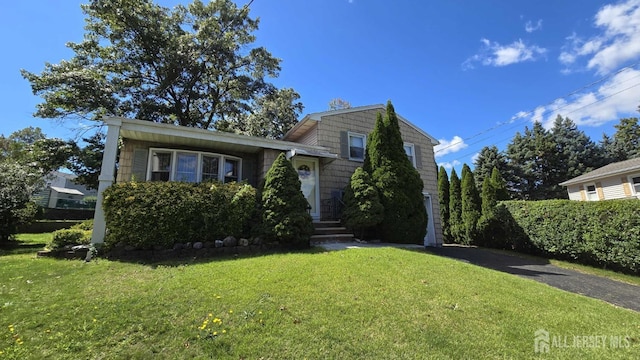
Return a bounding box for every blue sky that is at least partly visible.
[2,0,639,173]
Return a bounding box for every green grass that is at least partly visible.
[1,239,639,359]
[0,233,49,256]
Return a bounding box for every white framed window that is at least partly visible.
[584,183,598,201]
[404,142,416,167]
[629,174,640,195]
[148,148,241,183]
[348,132,366,161]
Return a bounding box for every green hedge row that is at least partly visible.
[497,200,640,274]
[48,220,94,250]
[102,182,257,249]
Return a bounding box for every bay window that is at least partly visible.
[149,148,241,183]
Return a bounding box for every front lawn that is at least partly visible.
[1,237,638,359]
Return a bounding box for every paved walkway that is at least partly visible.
[316,242,640,312]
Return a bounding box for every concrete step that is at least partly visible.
[313,226,350,235]
[310,233,355,244]
[312,220,341,229]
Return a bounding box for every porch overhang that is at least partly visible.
[109,117,336,156]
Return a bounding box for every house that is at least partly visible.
[91,104,443,246]
[559,157,640,201]
[35,171,98,209]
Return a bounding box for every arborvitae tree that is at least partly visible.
[448,168,463,244]
[366,101,427,244]
[610,117,640,161]
[477,167,507,248]
[490,166,509,201]
[261,153,314,249]
[342,167,384,240]
[438,166,451,242]
[473,145,509,192]
[460,164,481,245]
[549,115,603,198]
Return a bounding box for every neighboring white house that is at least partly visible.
[559,157,640,201]
[35,171,98,209]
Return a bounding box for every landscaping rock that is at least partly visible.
[239,238,249,246]
[215,240,224,248]
[173,243,184,250]
[251,237,263,245]
[223,236,237,247]
[184,242,192,249]
[193,242,204,249]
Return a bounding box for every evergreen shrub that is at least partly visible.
[498,199,640,274]
[102,181,256,249]
[261,153,314,249]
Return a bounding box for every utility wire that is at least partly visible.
[441,80,640,164]
[434,62,640,155]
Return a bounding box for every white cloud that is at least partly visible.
[434,135,468,158]
[525,19,543,33]
[438,160,461,170]
[521,68,640,128]
[559,0,640,74]
[463,39,547,69]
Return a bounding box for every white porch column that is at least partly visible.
[91,118,122,244]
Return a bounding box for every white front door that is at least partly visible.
[293,157,320,220]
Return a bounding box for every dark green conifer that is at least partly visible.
[261,153,314,248]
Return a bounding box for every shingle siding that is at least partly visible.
[314,109,442,242]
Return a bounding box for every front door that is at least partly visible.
[293,157,320,220]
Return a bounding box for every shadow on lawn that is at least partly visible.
[419,245,566,279]
[101,245,326,268]
[0,240,47,256]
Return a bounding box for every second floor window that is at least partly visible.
[349,132,366,161]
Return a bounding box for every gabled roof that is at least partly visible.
[560,157,640,186]
[283,104,440,145]
[50,186,84,196]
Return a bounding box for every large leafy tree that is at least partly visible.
[22,0,302,135]
[0,162,38,242]
[67,132,106,190]
[365,101,427,244]
[437,166,451,242]
[1,127,77,181]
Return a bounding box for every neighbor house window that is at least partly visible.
[149,148,241,183]
[348,132,366,161]
[404,143,416,167]
[585,183,598,201]
[631,175,640,194]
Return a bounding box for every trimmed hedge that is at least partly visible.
[497,199,640,274]
[102,182,257,249]
[48,220,94,250]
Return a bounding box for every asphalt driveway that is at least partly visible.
[428,244,640,312]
